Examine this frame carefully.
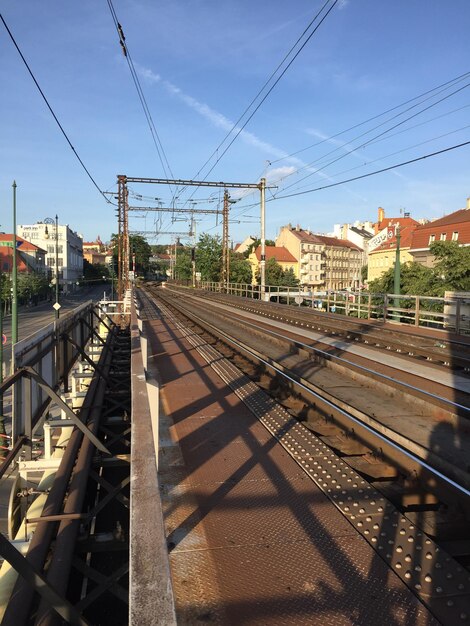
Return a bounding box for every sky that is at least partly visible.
[0,0,469,246]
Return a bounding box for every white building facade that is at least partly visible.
[17,221,83,293]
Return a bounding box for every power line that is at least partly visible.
[180,0,339,205]
[0,12,111,204]
[191,0,337,182]
[277,79,470,194]
[268,70,470,165]
[274,139,470,199]
[106,0,175,191]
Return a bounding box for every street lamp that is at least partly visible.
[44,216,60,319]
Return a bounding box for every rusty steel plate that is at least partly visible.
[149,303,464,625]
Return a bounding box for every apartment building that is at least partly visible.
[276,224,362,291]
[409,199,470,267]
[248,245,297,284]
[17,221,83,293]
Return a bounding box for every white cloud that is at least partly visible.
[136,63,369,200]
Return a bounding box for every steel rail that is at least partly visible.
[180,293,470,415]
[168,285,470,368]
[153,288,470,501]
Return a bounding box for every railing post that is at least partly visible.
[455,298,461,334]
[415,296,420,326]
[383,294,388,321]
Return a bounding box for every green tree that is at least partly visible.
[175,247,192,281]
[229,252,252,284]
[282,267,299,287]
[244,238,276,258]
[263,258,285,286]
[111,234,152,274]
[196,234,222,281]
[430,241,470,293]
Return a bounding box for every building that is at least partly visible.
[0,234,47,274]
[83,236,107,265]
[409,199,470,268]
[248,246,298,284]
[276,224,362,291]
[367,223,419,283]
[17,221,83,293]
[366,208,420,283]
[233,236,256,255]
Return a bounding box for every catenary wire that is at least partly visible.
[106,0,176,194]
[0,13,112,204]
[179,0,339,206]
[274,139,470,199]
[277,79,470,194]
[268,70,470,165]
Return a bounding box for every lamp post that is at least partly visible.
[11,182,18,371]
[44,216,60,319]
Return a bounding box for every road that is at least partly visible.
[1,284,110,372]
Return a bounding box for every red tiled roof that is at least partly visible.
[377,216,418,232]
[0,234,46,253]
[371,223,418,253]
[287,228,361,251]
[410,209,470,249]
[254,246,297,263]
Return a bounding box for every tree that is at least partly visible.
[196,234,222,281]
[175,247,192,281]
[430,241,470,293]
[244,238,276,258]
[229,252,252,284]
[110,234,152,274]
[263,258,285,286]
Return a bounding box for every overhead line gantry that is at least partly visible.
[117,175,275,298]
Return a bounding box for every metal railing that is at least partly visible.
[172,281,470,335]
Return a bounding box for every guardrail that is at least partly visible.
[170,281,470,336]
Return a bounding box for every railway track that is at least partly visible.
[142,286,470,569]
[167,284,470,372]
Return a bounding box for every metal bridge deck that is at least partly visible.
[143,300,437,625]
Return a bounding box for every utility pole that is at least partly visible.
[260,177,266,299]
[11,181,17,373]
[222,190,229,291]
[393,225,401,320]
[55,215,59,319]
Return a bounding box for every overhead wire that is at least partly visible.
[178,0,339,208]
[274,139,470,199]
[268,70,470,165]
[0,12,113,204]
[275,79,470,194]
[106,0,176,195]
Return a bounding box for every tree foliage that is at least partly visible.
[229,252,252,284]
[111,234,152,274]
[196,234,222,281]
[175,248,192,281]
[368,242,470,296]
[260,258,299,287]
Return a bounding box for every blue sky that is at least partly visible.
[1,0,469,245]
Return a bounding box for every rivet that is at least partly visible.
[405,556,412,562]
[396,547,403,553]
[425,575,432,583]
[425,553,433,560]
[405,572,412,579]
[436,587,443,593]
[371,537,377,543]
[357,521,363,527]
[399,529,406,535]
[373,524,379,530]
[447,600,454,607]
[395,563,402,569]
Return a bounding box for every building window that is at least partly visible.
[440,233,446,241]
[429,234,435,244]
[452,231,459,241]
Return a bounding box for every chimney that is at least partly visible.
[378,207,385,223]
[295,224,300,231]
[466,197,470,209]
